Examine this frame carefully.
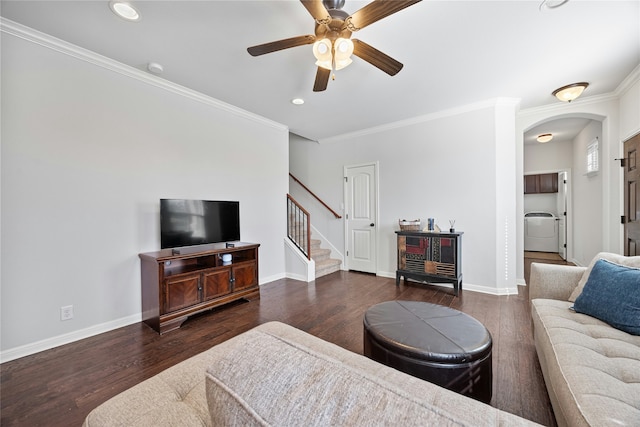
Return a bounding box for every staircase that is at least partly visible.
[311,238,342,279]
[287,183,343,281]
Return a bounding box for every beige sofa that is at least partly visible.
[529,254,640,427]
[83,321,539,426]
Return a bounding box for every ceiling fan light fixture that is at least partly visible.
[334,57,353,71]
[333,38,354,70]
[335,38,354,55]
[313,39,333,70]
[552,82,589,102]
[537,133,553,143]
[109,1,140,21]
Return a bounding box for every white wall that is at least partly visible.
[290,100,519,294]
[571,121,603,265]
[523,194,558,217]
[1,26,289,360]
[524,139,573,173]
[619,70,640,141]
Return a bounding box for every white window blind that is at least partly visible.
[587,138,599,175]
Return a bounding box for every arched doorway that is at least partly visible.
[516,107,618,284]
[523,116,603,263]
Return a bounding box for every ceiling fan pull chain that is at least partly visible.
[332,73,336,81]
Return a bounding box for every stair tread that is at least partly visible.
[315,257,341,265]
[311,248,330,255]
[305,238,342,278]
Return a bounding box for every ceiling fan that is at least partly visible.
[247,0,422,92]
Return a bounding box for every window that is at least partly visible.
[587,138,599,176]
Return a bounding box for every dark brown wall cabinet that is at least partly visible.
[524,173,558,194]
[140,242,259,334]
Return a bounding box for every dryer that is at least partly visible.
[524,212,558,252]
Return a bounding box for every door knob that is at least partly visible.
[370,223,375,227]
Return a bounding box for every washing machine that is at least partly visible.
[524,212,558,252]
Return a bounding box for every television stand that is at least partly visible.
[139,242,260,334]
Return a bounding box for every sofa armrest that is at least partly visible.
[528,262,586,301]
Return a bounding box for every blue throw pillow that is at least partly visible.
[573,259,640,335]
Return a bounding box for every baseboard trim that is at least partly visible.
[0,314,141,364]
[376,271,519,296]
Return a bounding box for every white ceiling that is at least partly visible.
[524,117,592,145]
[2,0,639,142]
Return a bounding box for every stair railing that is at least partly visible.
[289,173,342,219]
[287,194,311,260]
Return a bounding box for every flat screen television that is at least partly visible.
[160,199,240,249]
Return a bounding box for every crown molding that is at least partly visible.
[317,98,521,144]
[0,18,288,133]
[517,91,618,119]
[615,62,640,97]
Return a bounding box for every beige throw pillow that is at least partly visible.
[569,252,640,302]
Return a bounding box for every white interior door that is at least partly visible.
[557,171,567,260]
[345,163,377,273]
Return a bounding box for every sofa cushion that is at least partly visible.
[204,322,537,426]
[569,252,640,302]
[573,259,640,335]
[531,299,640,426]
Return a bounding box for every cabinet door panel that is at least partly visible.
[202,269,231,301]
[539,173,558,193]
[438,238,456,264]
[164,275,200,313]
[524,175,538,194]
[233,262,257,291]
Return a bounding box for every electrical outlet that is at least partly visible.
[60,305,73,321]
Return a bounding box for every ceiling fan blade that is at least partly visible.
[247,35,316,56]
[313,67,331,92]
[300,0,331,23]
[352,39,403,76]
[347,0,422,31]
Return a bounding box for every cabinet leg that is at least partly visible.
[395,273,401,286]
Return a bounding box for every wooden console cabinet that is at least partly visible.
[396,231,463,295]
[140,242,259,334]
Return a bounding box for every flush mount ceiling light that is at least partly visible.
[552,82,589,102]
[537,134,553,143]
[109,1,140,22]
[291,98,305,105]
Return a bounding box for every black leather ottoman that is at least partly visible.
[363,300,492,403]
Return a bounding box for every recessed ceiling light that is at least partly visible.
[147,62,164,74]
[539,0,569,11]
[291,98,305,105]
[109,1,141,22]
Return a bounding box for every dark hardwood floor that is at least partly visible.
[2,258,561,426]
